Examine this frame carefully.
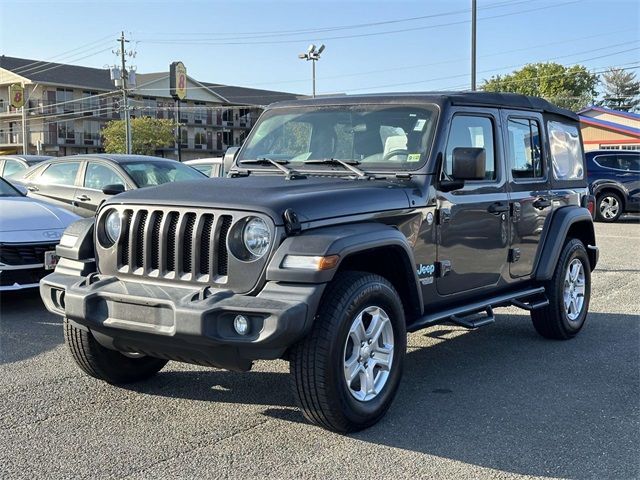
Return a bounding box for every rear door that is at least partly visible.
[615,152,640,211]
[74,161,129,217]
[502,111,552,278]
[26,160,81,211]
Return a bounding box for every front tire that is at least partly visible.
[64,318,168,384]
[596,192,623,222]
[531,239,591,339]
[290,271,406,433]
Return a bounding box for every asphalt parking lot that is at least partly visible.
[1,219,638,480]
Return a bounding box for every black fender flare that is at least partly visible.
[266,222,423,306]
[591,180,627,203]
[535,207,597,281]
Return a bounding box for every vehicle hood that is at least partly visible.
[104,175,414,224]
[0,197,80,242]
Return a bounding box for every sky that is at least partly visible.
[1,0,639,96]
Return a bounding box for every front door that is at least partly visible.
[502,111,552,277]
[436,110,510,296]
[27,160,81,211]
[74,161,129,217]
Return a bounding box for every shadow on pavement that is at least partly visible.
[0,289,63,364]
[129,310,639,479]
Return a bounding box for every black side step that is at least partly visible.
[408,287,546,333]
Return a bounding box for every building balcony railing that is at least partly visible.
[0,130,103,147]
[0,132,22,144]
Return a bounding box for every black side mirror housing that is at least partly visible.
[452,147,486,180]
[223,147,240,176]
[102,183,125,195]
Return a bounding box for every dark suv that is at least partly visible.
[586,150,640,222]
[40,92,598,433]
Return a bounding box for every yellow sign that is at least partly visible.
[9,84,25,109]
[170,62,187,100]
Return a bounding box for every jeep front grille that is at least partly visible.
[116,208,233,282]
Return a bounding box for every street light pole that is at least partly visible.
[298,44,325,98]
[471,0,477,91]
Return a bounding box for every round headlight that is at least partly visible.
[243,217,270,258]
[104,210,122,244]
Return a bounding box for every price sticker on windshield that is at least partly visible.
[407,153,421,162]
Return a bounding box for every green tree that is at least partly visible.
[481,62,598,111]
[102,116,175,155]
[599,67,640,112]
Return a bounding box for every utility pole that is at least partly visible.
[118,31,132,154]
[21,82,27,154]
[471,0,477,91]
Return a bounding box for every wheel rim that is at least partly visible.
[563,258,586,322]
[600,196,620,219]
[343,306,394,402]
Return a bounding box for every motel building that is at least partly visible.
[578,106,640,152]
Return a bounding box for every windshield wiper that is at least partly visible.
[239,157,306,180]
[303,158,369,178]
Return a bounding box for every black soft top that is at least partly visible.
[270,91,578,121]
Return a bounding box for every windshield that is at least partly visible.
[0,177,23,197]
[121,161,205,188]
[238,104,438,171]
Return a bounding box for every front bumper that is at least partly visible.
[40,271,325,371]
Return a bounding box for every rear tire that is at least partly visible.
[64,318,168,384]
[596,192,623,222]
[290,271,406,433]
[531,239,591,340]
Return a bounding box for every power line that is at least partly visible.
[140,1,579,46]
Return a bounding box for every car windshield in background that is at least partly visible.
[237,105,439,170]
[121,161,205,187]
[0,177,22,197]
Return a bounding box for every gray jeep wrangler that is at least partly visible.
[40,92,598,433]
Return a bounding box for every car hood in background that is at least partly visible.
[104,175,414,224]
[0,197,80,243]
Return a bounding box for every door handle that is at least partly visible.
[532,197,551,210]
[488,202,509,214]
[76,194,91,201]
[27,186,39,192]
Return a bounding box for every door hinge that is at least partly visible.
[435,260,452,277]
[437,208,451,224]
[509,248,521,263]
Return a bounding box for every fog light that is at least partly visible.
[233,315,250,335]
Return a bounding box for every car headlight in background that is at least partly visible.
[104,210,122,244]
[243,217,270,258]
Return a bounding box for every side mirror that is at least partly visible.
[452,147,486,180]
[223,147,240,176]
[102,183,125,195]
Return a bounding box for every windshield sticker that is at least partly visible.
[407,153,421,162]
[413,119,426,131]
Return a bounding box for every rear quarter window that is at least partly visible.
[548,121,584,181]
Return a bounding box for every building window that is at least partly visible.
[194,129,206,149]
[194,101,205,124]
[83,121,100,145]
[56,88,75,113]
[82,91,99,116]
[140,97,156,117]
[58,121,75,144]
[180,128,189,148]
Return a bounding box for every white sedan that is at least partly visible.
[0,177,79,291]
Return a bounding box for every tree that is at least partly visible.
[481,62,598,111]
[599,68,640,112]
[102,117,175,155]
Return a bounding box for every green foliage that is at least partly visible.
[599,68,640,112]
[481,62,598,111]
[102,117,175,155]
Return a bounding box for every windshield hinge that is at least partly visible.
[395,172,412,179]
[283,208,302,235]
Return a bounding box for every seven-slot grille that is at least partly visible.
[116,208,233,282]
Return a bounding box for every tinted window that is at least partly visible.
[445,115,496,180]
[548,121,584,180]
[2,159,26,178]
[508,118,543,179]
[84,163,126,190]
[0,177,22,197]
[38,162,80,186]
[617,154,640,172]
[594,155,618,169]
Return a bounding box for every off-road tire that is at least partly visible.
[64,317,168,384]
[289,271,406,433]
[531,239,591,340]
[596,192,623,222]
